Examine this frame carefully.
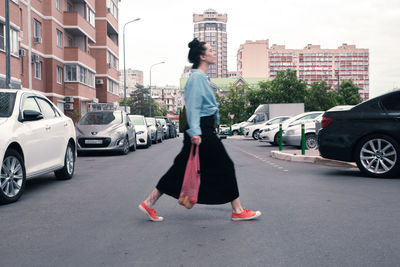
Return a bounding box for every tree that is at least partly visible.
[337,80,362,105]
[267,69,307,103]
[178,106,187,133]
[305,81,339,111]
[119,85,168,116]
[217,84,251,125]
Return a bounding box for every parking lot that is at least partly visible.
[2,136,400,266]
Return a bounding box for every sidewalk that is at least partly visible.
[270,149,357,168]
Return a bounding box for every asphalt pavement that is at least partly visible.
[1,136,400,267]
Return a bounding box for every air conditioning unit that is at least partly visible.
[96,79,104,85]
[64,103,74,110]
[19,49,26,57]
[64,96,74,103]
[34,37,42,44]
[32,54,40,63]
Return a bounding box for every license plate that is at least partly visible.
[85,139,102,144]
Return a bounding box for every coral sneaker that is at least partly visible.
[138,202,164,222]
[231,209,261,221]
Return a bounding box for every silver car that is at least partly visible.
[146,117,163,144]
[75,110,136,155]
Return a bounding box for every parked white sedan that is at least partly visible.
[243,116,290,140]
[0,89,76,204]
[259,111,323,145]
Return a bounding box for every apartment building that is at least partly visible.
[0,0,120,119]
[193,9,228,78]
[238,40,370,100]
[151,85,184,113]
[119,68,143,98]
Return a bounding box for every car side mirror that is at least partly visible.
[22,110,43,122]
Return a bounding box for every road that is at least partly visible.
[1,136,400,267]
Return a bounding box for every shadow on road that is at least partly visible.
[323,169,400,180]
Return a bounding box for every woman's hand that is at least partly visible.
[191,135,202,146]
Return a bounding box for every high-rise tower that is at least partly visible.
[193,9,227,78]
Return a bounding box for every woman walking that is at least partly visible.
[138,38,261,222]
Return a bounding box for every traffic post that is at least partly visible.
[279,123,282,151]
[301,124,305,155]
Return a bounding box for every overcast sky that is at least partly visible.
[119,0,400,98]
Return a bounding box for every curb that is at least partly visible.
[270,150,357,168]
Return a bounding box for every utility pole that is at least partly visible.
[5,0,11,88]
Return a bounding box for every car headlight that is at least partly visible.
[137,131,144,135]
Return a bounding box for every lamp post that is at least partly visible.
[149,61,165,117]
[123,18,140,112]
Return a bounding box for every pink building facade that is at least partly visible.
[238,40,370,100]
[0,0,120,120]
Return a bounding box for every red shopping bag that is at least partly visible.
[178,144,201,209]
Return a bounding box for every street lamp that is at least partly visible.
[123,18,141,113]
[149,61,165,117]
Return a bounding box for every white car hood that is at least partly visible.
[0,118,8,126]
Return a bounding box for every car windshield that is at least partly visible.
[130,116,145,125]
[0,92,16,118]
[146,118,155,126]
[247,115,256,122]
[79,111,122,125]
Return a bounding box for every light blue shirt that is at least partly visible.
[184,69,220,137]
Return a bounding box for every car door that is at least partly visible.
[35,97,66,168]
[380,93,400,135]
[18,94,51,175]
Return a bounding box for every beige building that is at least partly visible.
[119,69,143,98]
[193,9,227,78]
[237,40,269,78]
[237,40,370,100]
[151,86,183,113]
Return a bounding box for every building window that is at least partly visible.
[56,29,62,47]
[56,0,61,11]
[79,66,87,84]
[34,62,41,80]
[87,7,95,27]
[67,2,73,12]
[88,71,95,88]
[66,36,73,47]
[33,19,41,38]
[57,66,63,84]
[106,0,118,19]
[10,28,18,56]
[0,23,4,50]
[65,64,77,81]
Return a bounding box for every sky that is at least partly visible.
[119,0,400,98]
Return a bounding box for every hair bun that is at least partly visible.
[188,38,200,49]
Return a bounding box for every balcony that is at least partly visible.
[106,36,119,56]
[64,12,96,43]
[64,47,96,71]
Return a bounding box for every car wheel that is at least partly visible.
[273,133,280,146]
[305,134,318,150]
[252,130,259,140]
[232,130,239,136]
[55,142,75,180]
[0,149,26,204]
[355,134,400,178]
[121,137,130,155]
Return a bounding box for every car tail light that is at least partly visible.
[321,117,333,128]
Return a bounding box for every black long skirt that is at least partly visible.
[156,115,239,205]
